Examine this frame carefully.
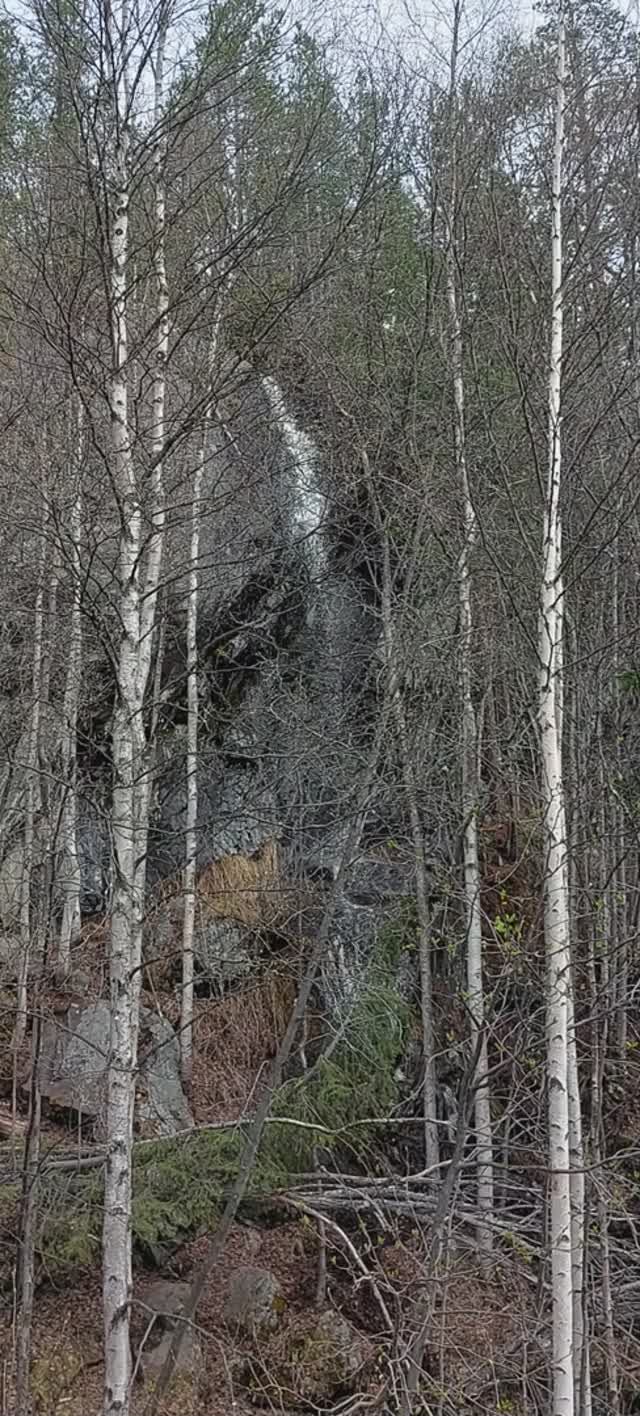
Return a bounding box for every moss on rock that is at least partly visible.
[33,921,412,1277]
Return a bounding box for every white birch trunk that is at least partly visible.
[181,422,204,1087]
[444,0,492,1256]
[129,10,170,1031]
[540,14,575,1415]
[58,410,84,975]
[14,498,47,1057]
[103,6,137,1407]
[567,978,589,1416]
[181,301,223,1084]
[103,11,170,1410]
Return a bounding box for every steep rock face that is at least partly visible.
[0,367,389,1022]
[148,751,277,881]
[146,372,381,1009]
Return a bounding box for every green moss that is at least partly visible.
[34,921,412,1276]
[36,1124,288,1275]
[268,918,412,1170]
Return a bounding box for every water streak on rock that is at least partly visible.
[262,376,328,585]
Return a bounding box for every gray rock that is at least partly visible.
[143,895,262,991]
[281,1309,371,1403]
[38,1001,193,1137]
[317,899,377,1021]
[76,795,111,914]
[138,1326,201,1385]
[345,853,416,907]
[149,754,277,881]
[142,900,178,989]
[139,1279,191,1329]
[39,1001,111,1116]
[223,1266,284,1334]
[136,1011,194,1137]
[195,917,259,988]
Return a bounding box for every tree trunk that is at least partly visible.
[540,13,575,1414]
[181,410,205,1087]
[15,1023,43,1414]
[103,5,137,1405]
[14,492,47,1059]
[58,412,84,976]
[103,16,170,1406]
[443,13,493,1255]
[379,528,439,1174]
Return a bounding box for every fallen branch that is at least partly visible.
[285,1196,395,1332]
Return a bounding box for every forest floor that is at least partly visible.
[3,933,640,1413]
[0,1224,539,1415]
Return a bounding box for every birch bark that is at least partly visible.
[539,13,575,1414]
[443,0,493,1256]
[14,491,47,1058]
[58,406,84,976]
[103,9,170,1409]
[103,3,139,1406]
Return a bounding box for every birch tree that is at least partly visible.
[14,484,48,1060]
[101,0,139,1401]
[102,2,171,1406]
[57,405,84,976]
[441,0,493,1259]
[539,11,577,1413]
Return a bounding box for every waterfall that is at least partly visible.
[261,374,371,894]
[262,376,328,584]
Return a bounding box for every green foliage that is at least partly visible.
[34,919,412,1276]
[618,669,640,696]
[38,1171,103,1274]
[493,887,523,958]
[36,1124,291,1276]
[269,913,412,1170]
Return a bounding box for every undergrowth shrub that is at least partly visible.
[33,914,413,1276]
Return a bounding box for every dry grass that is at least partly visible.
[197,840,283,929]
[154,840,286,934]
[188,966,298,1123]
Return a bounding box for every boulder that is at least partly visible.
[224,1266,285,1334]
[139,1278,191,1329]
[135,1279,201,1386]
[195,917,259,988]
[136,1011,194,1137]
[139,1327,201,1384]
[276,1309,372,1404]
[38,1001,193,1137]
[39,1000,111,1117]
[143,893,263,991]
